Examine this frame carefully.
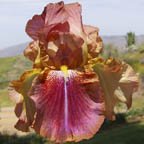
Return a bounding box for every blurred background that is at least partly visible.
[0,0,144,144]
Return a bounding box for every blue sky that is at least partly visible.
[0,0,144,49]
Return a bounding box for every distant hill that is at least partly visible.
[0,42,28,58]
[0,55,32,89]
[103,35,144,51]
[0,35,144,57]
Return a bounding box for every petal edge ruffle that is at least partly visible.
[93,58,139,120]
[29,70,105,143]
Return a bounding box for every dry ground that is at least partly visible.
[0,107,27,135]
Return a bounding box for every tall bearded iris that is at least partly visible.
[9,1,138,143]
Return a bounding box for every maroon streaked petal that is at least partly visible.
[30,70,104,143]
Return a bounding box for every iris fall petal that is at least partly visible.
[29,70,104,142]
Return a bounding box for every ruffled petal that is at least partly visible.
[24,41,39,62]
[93,58,139,120]
[25,2,89,69]
[84,25,103,58]
[119,64,139,108]
[47,33,84,69]
[23,40,50,69]
[29,70,104,143]
[26,1,83,41]
[8,69,41,131]
[26,15,45,41]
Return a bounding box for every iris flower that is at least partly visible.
[9,1,138,143]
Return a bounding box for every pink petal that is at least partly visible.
[26,2,84,41]
[26,15,45,40]
[65,3,83,35]
[30,70,104,143]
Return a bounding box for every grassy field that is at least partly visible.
[78,120,144,144]
[0,55,32,89]
[0,55,32,107]
[0,89,14,107]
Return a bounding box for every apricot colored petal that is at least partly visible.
[30,70,104,143]
[9,69,41,131]
[47,33,84,69]
[93,59,139,120]
[78,71,104,103]
[24,41,39,62]
[84,25,103,58]
[119,64,139,108]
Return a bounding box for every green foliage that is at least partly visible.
[77,121,144,144]
[126,108,144,118]
[0,55,32,89]
[138,43,144,53]
[126,97,144,119]
[122,43,144,76]
[102,44,120,59]
[0,133,48,144]
[0,57,17,74]
[126,32,136,47]
[0,55,32,107]
[0,89,14,107]
[0,121,144,144]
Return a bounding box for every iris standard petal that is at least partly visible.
[26,1,84,42]
[29,69,104,143]
[47,33,84,69]
[25,2,89,69]
[24,41,39,62]
[84,25,103,58]
[93,58,139,120]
